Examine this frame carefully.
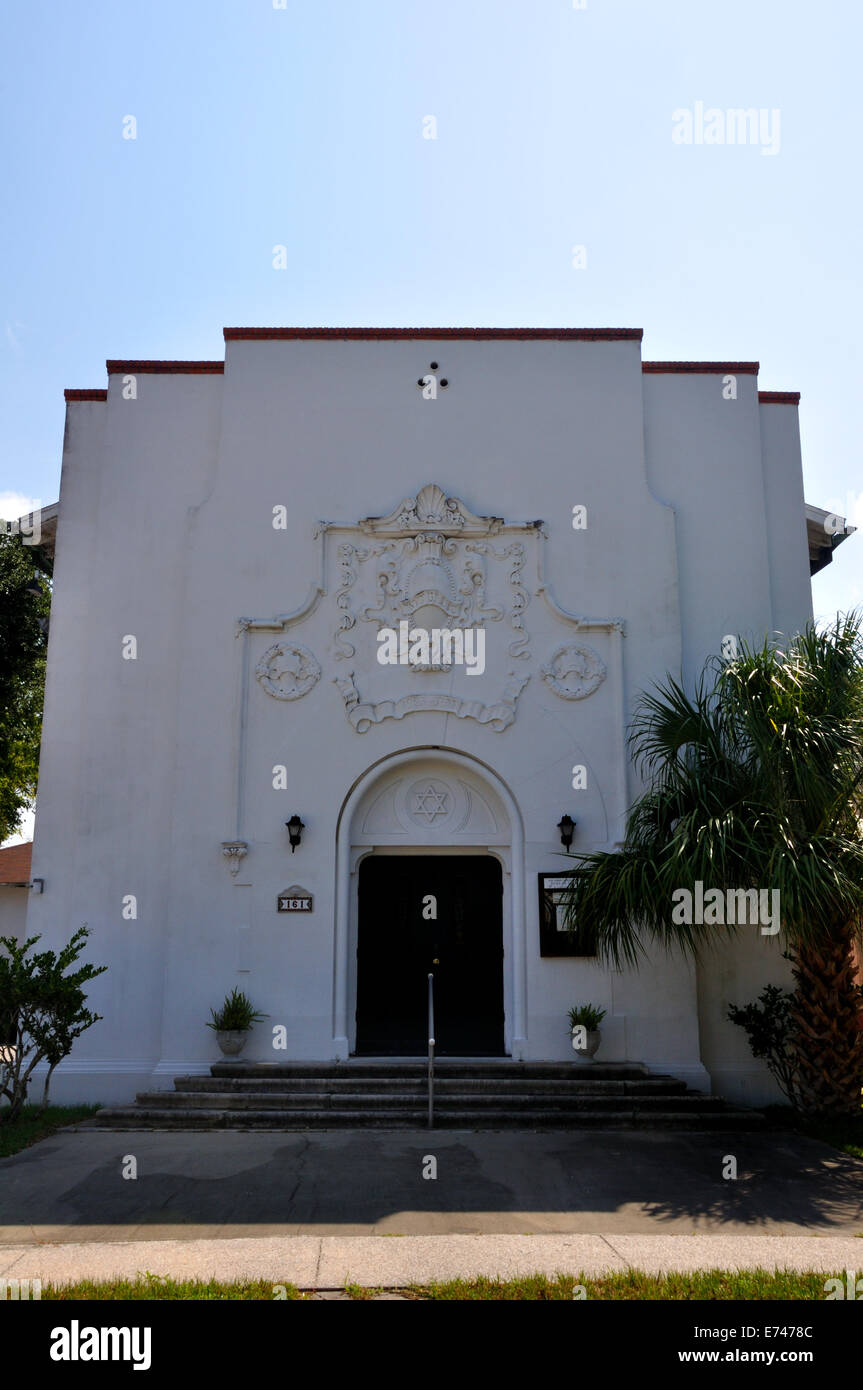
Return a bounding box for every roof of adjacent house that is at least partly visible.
[0,842,32,885]
[805,504,857,576]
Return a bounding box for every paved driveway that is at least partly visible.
[2,1127,861,1244]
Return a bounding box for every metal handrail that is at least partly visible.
[427,972,435,1129]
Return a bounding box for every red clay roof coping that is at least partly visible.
[105,361,225,374]
[64,389,108,402]
[0,842,32,884]
[66,346,783,388]
[643,361,759,374]
[223,326,644,342]
[758,390,801,404]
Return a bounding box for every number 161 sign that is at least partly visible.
[277,885,313,913]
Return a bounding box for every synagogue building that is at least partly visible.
[21,327,851,1107]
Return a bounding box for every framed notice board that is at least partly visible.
[538,872,594,957]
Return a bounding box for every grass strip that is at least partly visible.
[32,1269,842,1301]
[0,1105,101,1158]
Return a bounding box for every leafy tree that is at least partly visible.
[0,927,106,1120]
[561,615,863,1116]
[0,531,51,842]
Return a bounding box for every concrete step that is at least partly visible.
[88,1058,763,1131]
[89,1107,426,1129]
[171,1074,688,1097]
[208,1061,652,1082]
[88,1105,764,1131]
[140,1089,724,1113]
[138,1090,425,1111]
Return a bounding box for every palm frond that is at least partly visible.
[558,613,863,966]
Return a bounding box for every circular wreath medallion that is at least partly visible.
[540,644,606,701]
[256,643,321,701]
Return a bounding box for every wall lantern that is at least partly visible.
[286,815,305,853]
[557,814,576,852]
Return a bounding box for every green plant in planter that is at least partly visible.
[568,1004,607,1033]
[206,989,268,1032]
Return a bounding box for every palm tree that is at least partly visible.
[560,614,863,1116]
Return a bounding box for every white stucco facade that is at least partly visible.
[0,888,29,943]
[26,329,818,1106]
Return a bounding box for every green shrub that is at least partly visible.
[727,983,800,1107]
[0,926,106,1121]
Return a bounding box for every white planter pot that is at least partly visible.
[571,1027,601,1064]
[215,1029,249,1058]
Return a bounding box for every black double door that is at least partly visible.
[355,855,505,1056]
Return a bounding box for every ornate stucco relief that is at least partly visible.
[255,642,321,700]
[236,482,624,734]
[332,668,530,735]
[540,644,607,701]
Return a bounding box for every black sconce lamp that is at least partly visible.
[557,814,576,852]
[286,815,305,853]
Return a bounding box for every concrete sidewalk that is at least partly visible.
[2,1233,863,1289]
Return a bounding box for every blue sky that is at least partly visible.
[1,0,860,631]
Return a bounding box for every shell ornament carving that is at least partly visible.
[397,484,465,530]
[540,644,606,701]
[256,642,321,700]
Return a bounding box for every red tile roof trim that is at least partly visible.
[223,326,644,342]
[0,842,32,884]
[758,391,800,404]
[643,361,759,375]
[105,361,225,374]
[64,389,108,402]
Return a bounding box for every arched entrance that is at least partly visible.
[332,748,526,1059]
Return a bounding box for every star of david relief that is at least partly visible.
[412,784,449,823]
[237,482,625,734]
[408,780,452,825]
